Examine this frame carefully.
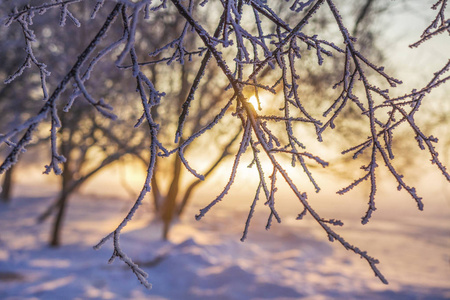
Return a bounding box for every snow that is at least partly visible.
[0,181,449,300]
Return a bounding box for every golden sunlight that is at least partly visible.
[248,95,262,111]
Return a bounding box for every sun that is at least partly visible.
[248,95,262,111]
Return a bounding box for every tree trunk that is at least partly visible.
[0,164,14,203]
[161,155,182,240]
[49,190,69,247]
[151,158,162,212]
[49,153,72,247]
[49,120,72,247]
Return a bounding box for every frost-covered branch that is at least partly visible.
[1,3,122,174]
[1,0,448,290]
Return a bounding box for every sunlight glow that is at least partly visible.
[248,95,262,110]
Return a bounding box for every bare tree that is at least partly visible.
[124,8,245,240]
[0,0,448,289]
[0,9,46,202]
[0,3,149,245]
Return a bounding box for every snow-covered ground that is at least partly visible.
[0,180,449,300]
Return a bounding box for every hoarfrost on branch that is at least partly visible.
[1,0,449,288]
